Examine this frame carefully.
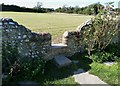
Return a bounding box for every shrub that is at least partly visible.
[2,42,19,74]
[2,42,21,85]
[2,42,46,85]
[21,57,46,81]
[105,44,120,57]
[80,2,120,55]
[89,51,118,63]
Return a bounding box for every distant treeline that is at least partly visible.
[0,3,54,13]
[0,3,120,15]
[55,3,120,15]
[55,3,103,15]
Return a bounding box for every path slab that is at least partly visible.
[73,68,110,85]
[53,55,72,68]
[19,81,39,86]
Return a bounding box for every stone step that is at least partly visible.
[53,55,72,68]
[51,43,69,56]
[51,43,67,49]
[43,43,72,60]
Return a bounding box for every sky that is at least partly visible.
[0,0,119,9]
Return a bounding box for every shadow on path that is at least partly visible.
[70,53,93,72]
[44,60,77,82]
[44,52,93,83]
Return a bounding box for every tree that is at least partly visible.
[62,4,68,13]
[93,4,99,15]
[34,2,43,10]
[85,8,92,15]
[33,2,44,13]
[73,5,79,14]
[104,2,114,13]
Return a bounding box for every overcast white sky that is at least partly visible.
[0,0,119,9]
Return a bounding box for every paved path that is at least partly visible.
[73,69,110,86]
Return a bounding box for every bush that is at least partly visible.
[2,42,21,85]
[21,57,46,81]
[3,57,46,85]
[2,42,46,85]
[78,2,120,56]
[2,42,19,74]
[105,44,120,57]
[89,51,118,63]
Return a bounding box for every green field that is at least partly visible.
[1,12,92,43]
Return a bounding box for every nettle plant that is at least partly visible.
[82,2,120,55]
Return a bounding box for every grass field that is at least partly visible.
[1,12,92,43]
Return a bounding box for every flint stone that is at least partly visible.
[23,35,27,38]
[4,22,8,25]
[0,22,2,25]
[63,31,69,38]
[10,29,12,32]
[18,36,21,39]
[5,18,13,22]
[9,22,15,25]
[0,26,4,29]
[25,39,29,42]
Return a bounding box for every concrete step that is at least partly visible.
[53,55,72,68]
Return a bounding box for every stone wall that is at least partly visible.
[62,17,120,54]
[62,31,83,54]
[0,18,51,59]
[62,19,94,54]
[1,17,120,60]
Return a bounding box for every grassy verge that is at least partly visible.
[70,52,119,85]
[89,62,119,85]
